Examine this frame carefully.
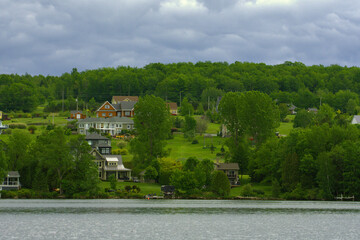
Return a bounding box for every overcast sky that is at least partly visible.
[1,0,360,75]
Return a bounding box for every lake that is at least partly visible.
[1,199,360,239]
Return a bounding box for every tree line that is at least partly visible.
[1,62,360,115]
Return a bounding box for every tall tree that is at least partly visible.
[130,95,172,166]
[35,127,73,194]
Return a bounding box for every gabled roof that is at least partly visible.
[167,102,178,110]
[215,163,239,171]
[7,171,20,178]
[89,148,106,160]
[112,96,139,102]
[96,101,116,112]
[85,133,109,140]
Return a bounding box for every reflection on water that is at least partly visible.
[1,199,360,239]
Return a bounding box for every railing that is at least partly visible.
[1,181,19,186]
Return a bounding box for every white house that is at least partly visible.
[77,117,134,136]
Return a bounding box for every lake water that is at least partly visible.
[1,199,360,239]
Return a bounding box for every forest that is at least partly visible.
[1,61,360,114]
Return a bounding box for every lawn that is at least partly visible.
[167,134,226,162]
[3,116,69,126]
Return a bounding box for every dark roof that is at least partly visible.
[70,110,83,114]
[120,101,136,110]
[78,117,134,124]
[215,163,239,171]
[85,133,109,140]
[7,171,20,178]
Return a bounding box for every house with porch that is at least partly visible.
[86,133,131,180]
[1,171,21,190]
[214,163,239,185]
[77,117,134,136]
[90,148,131,181]
[96,101,136,118]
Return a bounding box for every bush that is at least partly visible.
[241,184,255,197]
[191,139,199,144]
[112,149,129,155]
[28,125,37,134]
[8,123,27,129]
[17,189,34,199]
[211,171,230,197]
[117,141,127,149]
[125,185,132,193]
[1,190,17,199]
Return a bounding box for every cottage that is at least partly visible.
[77,117,134,136]
[1,171,21,190]
[214,163,239,185]
[70,110,86,119]
[167,102,178,116]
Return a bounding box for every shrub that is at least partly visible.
[241,184,255,197]
[8,123,27,129]
[125,185,132,193]
[191,139,199,144]
[211,171,230,197]
[117,141,127,149]
[17,189,34,199]
[132,185,141,193]
[28,125,37,134]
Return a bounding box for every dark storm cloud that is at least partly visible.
[0,0,359,75]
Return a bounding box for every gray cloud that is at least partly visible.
[0,0,359,75]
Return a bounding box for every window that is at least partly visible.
[109,113,113,117]
[127,125,131,129]
[105,105,110,109]
[99,172,102,178]
[125,111,130,116]
[102,113,106,117]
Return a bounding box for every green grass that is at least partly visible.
[99,181,162,195]
[3,116,69,126]
[167,134,226,162]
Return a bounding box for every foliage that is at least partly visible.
[108,175,117,190]
[180,97,194,116]
[211,171,231,197]
[196,117,208,135]
[130,95,172,165]
[183,115,197,141]
[144,166,158,180]
[293,109,314,128]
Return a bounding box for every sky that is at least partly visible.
[1,0,360,75]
